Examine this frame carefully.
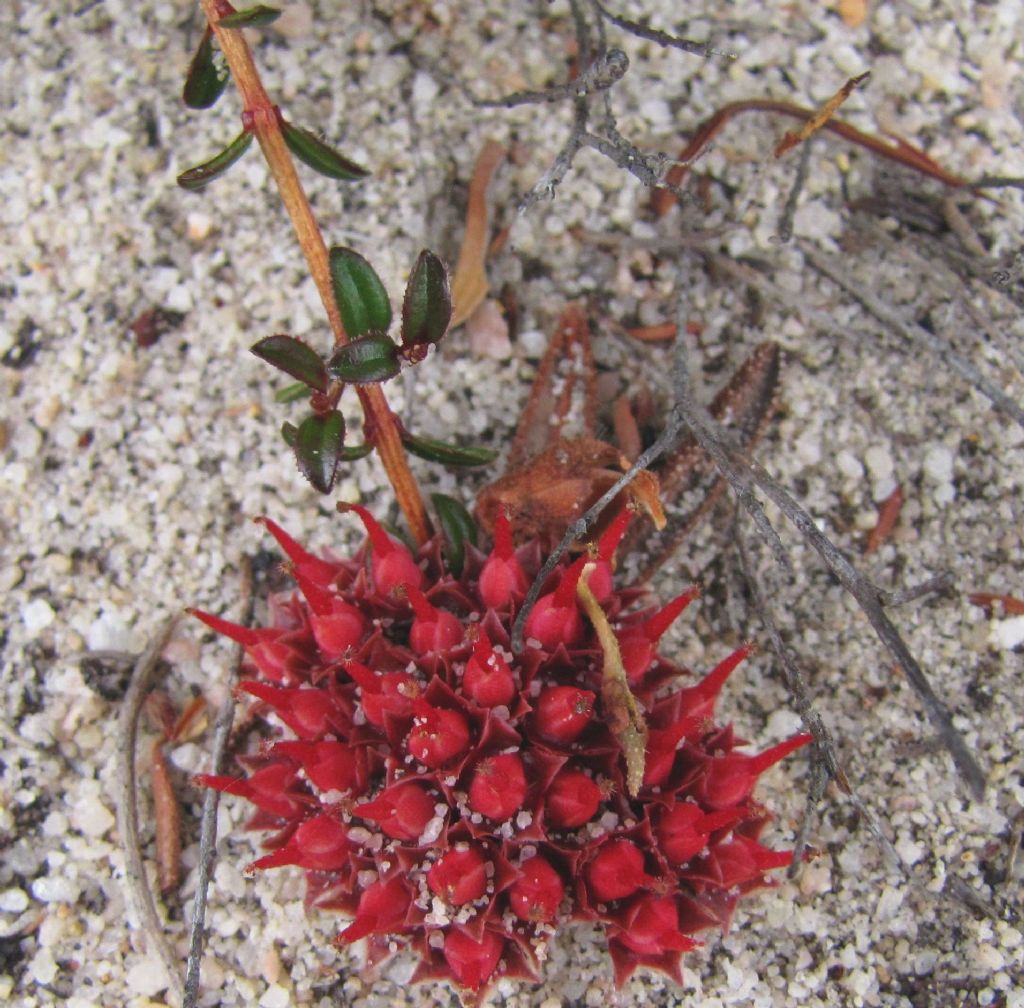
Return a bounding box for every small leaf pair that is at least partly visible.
[327,247,452,373]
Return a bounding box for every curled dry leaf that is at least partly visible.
[450,140,505,328]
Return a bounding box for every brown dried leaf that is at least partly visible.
[578,564,647,797]
[865,484,903,554]
[150,739,182,895]
[450,140,505,328]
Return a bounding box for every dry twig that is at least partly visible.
[114,617,184,1003]
[182,559,254,1008]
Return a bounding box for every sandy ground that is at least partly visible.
[1,1,1022,1006]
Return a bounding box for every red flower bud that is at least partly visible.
[404,584,464,654]
[254,516,340,587]
[673,643,753,722]
[188,609,305,685]
[586,508,633,603]
[273,740,364,796]
[522,556,587,650]
[407,701,471,768]
[478,509,528,609]
[545,768,603,828]
[656,803,745,865]
[340,503,424,594]
[292,570,367,658]
[643,716,700,789]
[616,588,699,683]
[468,753,526,821]
[197,761,305,821]
[250,813,350,871]
[462,635,516,707]
[534,685,595,745]
[339,876,412,942]
[694,734,812,810]
[356,782,436,841]
[345,661,420,728]
[443,927,505,990]
[240,681,348,740]
[427,845,488,905]
[585,839,651,903]
[615,894,698,956]
[694,834,793,889]
[508,855,564,923]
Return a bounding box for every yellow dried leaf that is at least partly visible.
[774,71,870,158]
[578,564,648,797]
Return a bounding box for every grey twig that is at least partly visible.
[115,618,184,1004]
[182,559,253,1008]
[776,137,814,242]
[735,519,903,872]
[878,572,954,607]
[478,48,628,108]
[592,1,727,58]
[803,244,1024,430]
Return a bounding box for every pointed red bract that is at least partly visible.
[478,509,528,609]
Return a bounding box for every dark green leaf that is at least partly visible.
[401,250,452,351]
[294,411,346,494]
[327,334,400,384]
[339,441,373,461]
[401,431,498,467]
[251,334,328,391]
[275,382,310,404]
[431,493,478,576]
[328,247,392,339]
[281,121,371,181]
[218,5,282,28]
[183,28,228,110]
[177,130,254,191]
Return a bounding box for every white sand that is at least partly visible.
[1,2,1022,1006]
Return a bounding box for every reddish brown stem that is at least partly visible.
[652,98,971,217]
[199,0,429,544]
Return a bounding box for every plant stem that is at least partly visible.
[199,0,430,544]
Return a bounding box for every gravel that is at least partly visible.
[1,1,1022,1007]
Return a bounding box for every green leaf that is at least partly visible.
[183,28,228,110]
[431,493,478,577]
[177,130,254,191]
[401,250,452,353]
[338,441,373,461]
[281,421,298,446]
[275,382,310,404]
[218,4,282,28]
[328,247,392,339]
[281,121,371,181]
[401,431,498,467]
[294,411,346,494]
[327,334,400,384]
[251,334,328,391]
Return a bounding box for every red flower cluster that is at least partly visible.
[192,507,810,995]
